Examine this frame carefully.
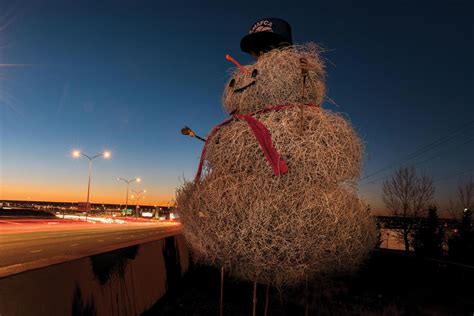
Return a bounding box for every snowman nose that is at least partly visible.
[226,54,250,76]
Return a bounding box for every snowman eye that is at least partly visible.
[229,79,235,88]
[251,69,258,78]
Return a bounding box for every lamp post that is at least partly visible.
[118,177,141,215]
[72,150,111,220]
[131,189,146,218]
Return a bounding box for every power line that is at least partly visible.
[412,137,474,168]
[359,137,474,186]
[360,119,474,182]
[434,168,474,184]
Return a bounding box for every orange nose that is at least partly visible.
[226,54,250,76]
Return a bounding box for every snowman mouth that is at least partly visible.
[234,80,256,93]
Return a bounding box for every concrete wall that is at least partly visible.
[0,235,189,316]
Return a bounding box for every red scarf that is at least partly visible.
[195,104,316,181]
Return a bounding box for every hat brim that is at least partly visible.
[240,32,291,54]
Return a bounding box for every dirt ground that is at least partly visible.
[144,249,474,316]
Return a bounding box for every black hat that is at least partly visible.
[240,18,293,55]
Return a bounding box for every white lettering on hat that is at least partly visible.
[250,20,273,34]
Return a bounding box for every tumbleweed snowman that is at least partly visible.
[177,18,376,287]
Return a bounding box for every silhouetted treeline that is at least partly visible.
[448,208,474,264]
[412,206,444,258]
[406,206,473,264]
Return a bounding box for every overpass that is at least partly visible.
[375,215,460,229]
[0,216,187,316]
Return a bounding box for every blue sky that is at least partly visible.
[0,0,473,211]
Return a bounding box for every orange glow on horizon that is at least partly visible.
[0,183,174,206]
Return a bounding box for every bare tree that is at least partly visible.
[458,177,474,211]
[447,198,462,221]
[382,167,435,252]
[448,177,474,221]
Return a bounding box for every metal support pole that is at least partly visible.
[252,281,257,316]
[264,284,269,316]
[119,178,140,217]
[220,265,224,316]
[87,160,92,205]
[86,159,92,221]
[73,151,110,221]
[125,182,129,215]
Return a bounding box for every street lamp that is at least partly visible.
[72,150,111,219]
[118,177,141,215]
[131,189,146,218]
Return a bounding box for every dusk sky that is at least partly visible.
[0,1,472,212]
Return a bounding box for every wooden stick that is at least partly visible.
[300,58,308,134]
[278,288,285,316]
[264,284,270,316]
[305,274,309,316]
[300,77,306,134]
[220,265,224,316]
[252,281,257,316]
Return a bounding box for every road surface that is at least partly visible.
[0,218,181,278]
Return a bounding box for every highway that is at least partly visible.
[0,218,181,278]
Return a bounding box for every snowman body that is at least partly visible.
[177,44,376,286]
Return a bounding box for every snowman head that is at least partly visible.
[222,44,326,115]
